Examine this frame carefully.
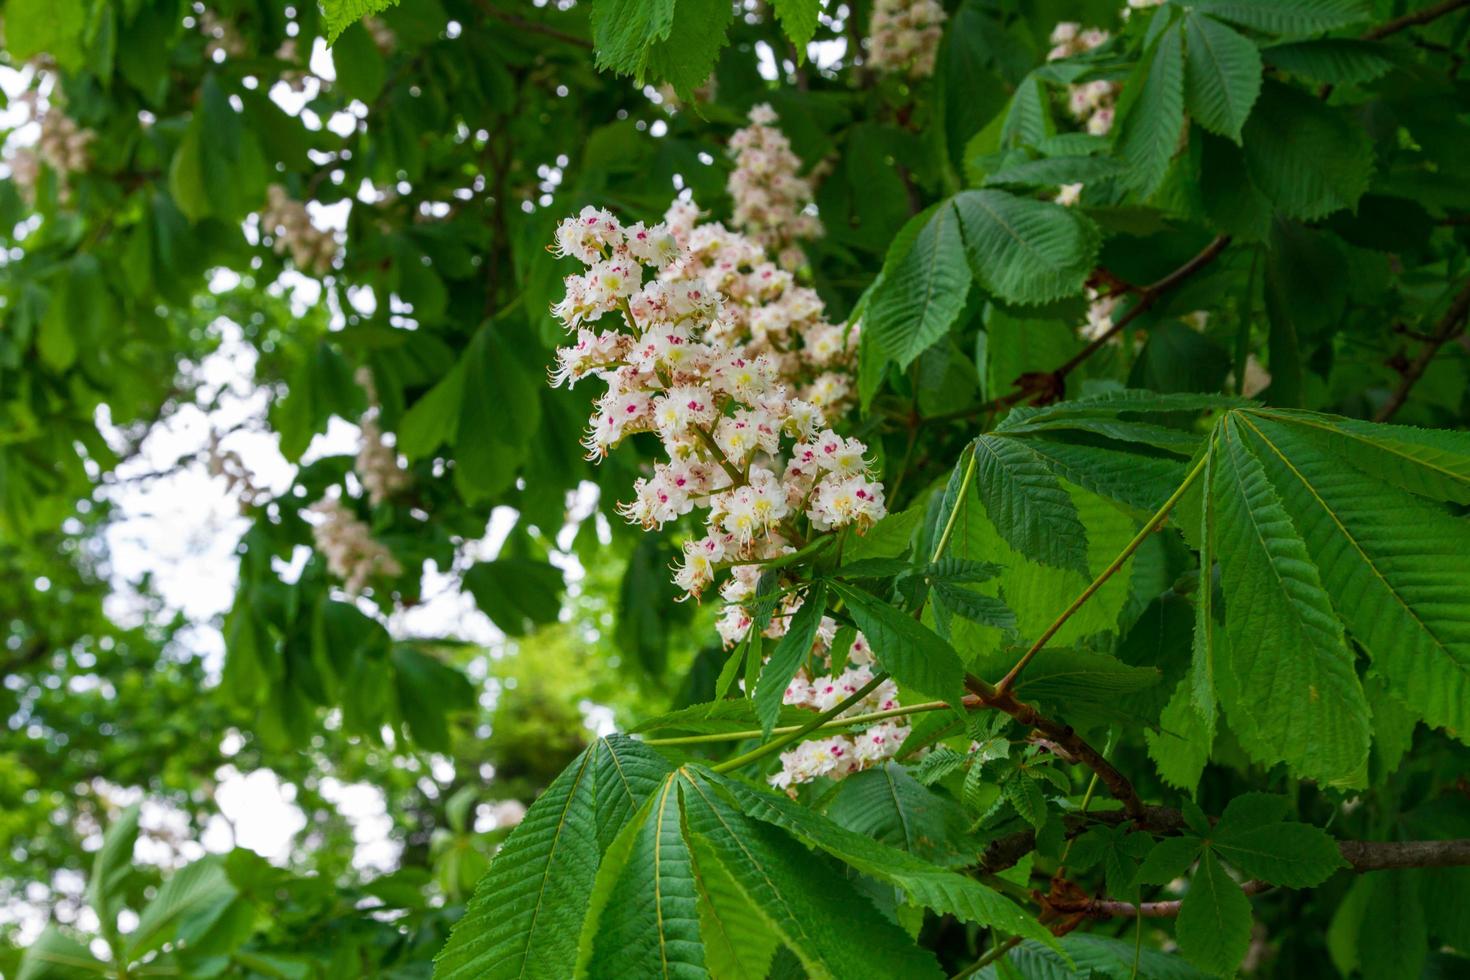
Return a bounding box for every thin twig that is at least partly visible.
[1049,881,1272,919]
[478,4,592,48]
[1362,0,1470,40]
[1374,278,1470,421]
[994,451,1211,695]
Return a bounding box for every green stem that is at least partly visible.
[994,451,1210,694]
[931,446,979,563]
[644,698,950,746]
[710,672,889,774]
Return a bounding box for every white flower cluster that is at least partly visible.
[260,184,338,276]
[867,0,947,80]
[1048,23,1118,135]
[199,10,246,60]
[1122,0,1165,19]
[354,368,410,506]
[770,632,911,790]
[206,433,268,512]
[10,97,95,202]
[727,105,822,271]
[1081,287,1121,342]
[363,15,397,55]
[547,189,908,787]
[550,200,882,598]
[308,497,402,596]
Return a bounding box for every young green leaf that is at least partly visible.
[1116,21,1186,196]
[1242,81,1374,220]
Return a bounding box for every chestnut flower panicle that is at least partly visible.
[867,0,947,80]
[727,105,822,270]
[545,190,902,789]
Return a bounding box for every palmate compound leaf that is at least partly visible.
[711,771,1059,948]
[677,769,948,979]
[1209,415,1370,783]
[434,736,671,980]
[1235,413,1470,741]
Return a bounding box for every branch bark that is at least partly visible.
[1375,278,1470,421]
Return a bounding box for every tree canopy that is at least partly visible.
[4,0,1470,977]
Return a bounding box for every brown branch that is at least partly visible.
[966,676,1147,818]
[1362,0,1470,40]
[932,235,1233,425]
[479,5,592,48]
[1050,880,1272,919]
[1374,278,1470,421]
[1051,235,1234,383]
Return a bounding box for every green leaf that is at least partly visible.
[679,772,947,979]
[1212,821,1346,887]
[1136,836,1204,885]
[1242,81,1374,221]
[588,777,707,978]
[866,205,973,369]
[15,926,107,980]
[87,803,140,946]
[1007,649,1162,708]
[827,582,967,706]
[770,0,819,48]
[689,835,780,980]
[629,699,815,736]
[594,736,679,851]
[1183,13,1263,143]
[981,156,1126,189]
[753,582,826,736]
[826,763,972,866]
[1237,415,1470,742]
[1175,850,1253,976]
[715,774,1057,946]
[972,435,1090,577]
[322,0,401,44]
[1211,417,1370,783]
[951,190,1101,305]
[1006,438,1189,513]
[1359,867,1428,980]
[1254,410,1470,505]
[1116,22,1186,197]
[5,0,87,69]
[1146,680,1214,794]
[392,646,473,751]
[436,737,669,979]
[128,857,237,960]
[1003,775,1048,830]
[1193,0,1368,36]
[593,0,731,95]
[462,559,566,636]
[1263,39,1398,84]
